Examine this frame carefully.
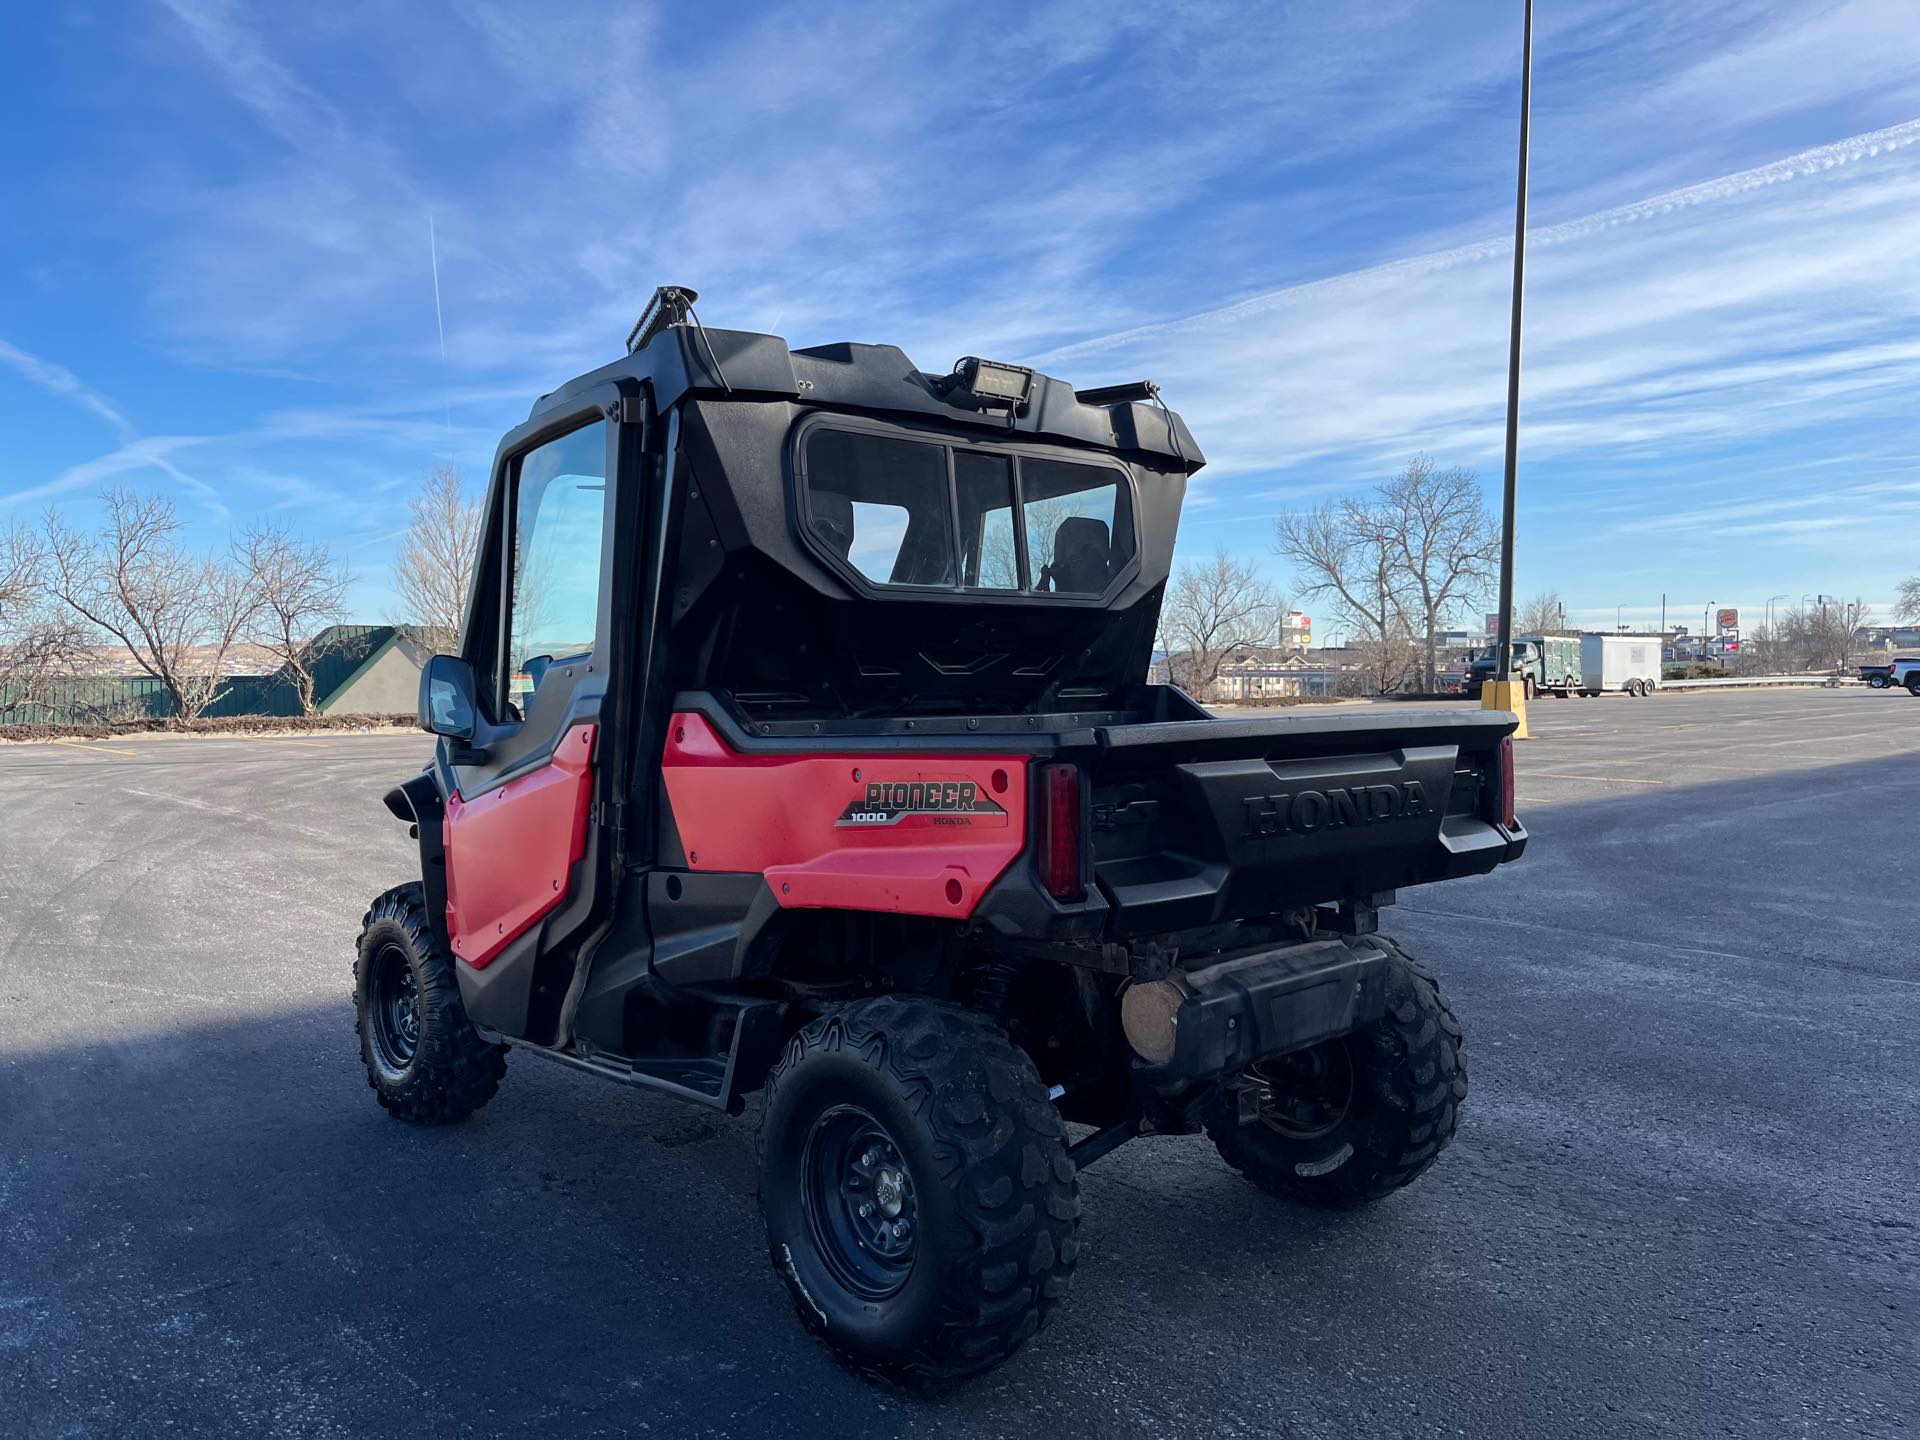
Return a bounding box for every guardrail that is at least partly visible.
[1661,674,1859,690]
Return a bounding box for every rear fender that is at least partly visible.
[382,771,452,952]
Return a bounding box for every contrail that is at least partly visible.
[1037,116,1920,366]
[429,213,453,461]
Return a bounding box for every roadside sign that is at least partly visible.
[1716,608,1739,631]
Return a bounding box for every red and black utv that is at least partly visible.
[357,286,1526,1384]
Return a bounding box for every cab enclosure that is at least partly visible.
[389,296,1527,1141]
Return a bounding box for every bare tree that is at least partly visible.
[393,465,482,652]
[0,520,89,719]
[1333,629,1425,695]
[1896,574,1920,624]
[1516,589,1567,636]
[1157,548,1277,699]
[1804,597,1870,671]
[1274,496,1409,677]
[1276,457,1498,692]
[240,522,350,715]
[44,487,257,720]
[1378,457,1500,688]
[1774,598,1869,671]
[1735,622,1786,676]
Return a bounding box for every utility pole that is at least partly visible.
[1484,0,1534,738]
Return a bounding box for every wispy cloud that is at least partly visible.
[9,0,1920,619]
[0,436,208,509]
[0,338,133,438]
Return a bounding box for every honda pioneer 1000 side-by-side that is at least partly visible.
[356,286,1526,1384]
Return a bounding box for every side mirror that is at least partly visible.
[419,654,479,741]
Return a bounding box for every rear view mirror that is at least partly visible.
[419,654,479,741]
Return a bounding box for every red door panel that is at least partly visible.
[660,712,1028,919]
[443,724,596,969]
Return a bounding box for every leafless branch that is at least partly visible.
[393,464,482,653]
[1157,548,1278,698]
[0,521,89,718]
[240,522,350,715]
[43,487,258,720]
[1515,589,1567,636]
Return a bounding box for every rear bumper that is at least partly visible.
[1136,936,1391,1086]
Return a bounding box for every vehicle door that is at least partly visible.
[436,388,642,1037]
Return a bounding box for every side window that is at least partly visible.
[1021,457,1135,594]
[803,429,954,586]
[506,421,608,713]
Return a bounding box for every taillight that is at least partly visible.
[1037,762,1085,902]
[1487,735,1516,829]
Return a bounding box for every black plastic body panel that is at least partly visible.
[1141,937,1391,1084]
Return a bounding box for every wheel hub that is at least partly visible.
[801,1106,919,1299]
[369,943,422,1077]
[1246,1041,1356,1140]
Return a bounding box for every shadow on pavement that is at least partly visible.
[3,747,1917,1439]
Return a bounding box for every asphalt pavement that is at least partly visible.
[1,689,1916,1438]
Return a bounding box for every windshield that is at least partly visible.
[1472,641,1534,666]
[801,424,1136,595]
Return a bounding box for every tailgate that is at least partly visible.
[1078,709,1523,935]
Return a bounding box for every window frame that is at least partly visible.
[492,413,616,721]
[790,412,1139,605]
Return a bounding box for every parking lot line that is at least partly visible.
[1511,769,1668,785]
[52,740,140,757]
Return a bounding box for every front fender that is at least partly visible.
[383,770,453,953]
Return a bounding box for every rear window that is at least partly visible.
[800,425,1134,596]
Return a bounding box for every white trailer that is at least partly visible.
[1580,634,1661,697]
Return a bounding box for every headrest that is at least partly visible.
[810,490,856,559]
[1049,515,1111,593]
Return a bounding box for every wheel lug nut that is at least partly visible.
[859,1202,875,1218]
[862,1149,878,1167]
[892,1221,909,1239]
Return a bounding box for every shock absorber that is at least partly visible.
[966,959,1021,1020]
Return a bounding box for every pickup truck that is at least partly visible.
[355,287,1530,1383]
[1862,658,1920,693]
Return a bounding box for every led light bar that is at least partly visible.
[1074,379,1160,407]
[627,285,699,354]
[951,356,1034,406]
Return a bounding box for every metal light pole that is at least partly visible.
[1485,0,1534,736]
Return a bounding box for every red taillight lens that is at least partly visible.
[1038,762,1085,902]
[1488,735,1516,829]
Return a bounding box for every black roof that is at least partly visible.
[529,324,1204,472]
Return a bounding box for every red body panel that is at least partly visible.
[661,712,1029,918]
[443,724,596,969]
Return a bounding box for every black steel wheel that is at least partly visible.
[759,996,1078,1386]
[354,884,506,1124]
[366,941,422,1079]
[1245,1041,1357,1140]
[1907,674,1920,697]
[1208,942,1467,1208]
[801,1105,919,1301]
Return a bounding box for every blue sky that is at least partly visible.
[3,1,1918,636]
